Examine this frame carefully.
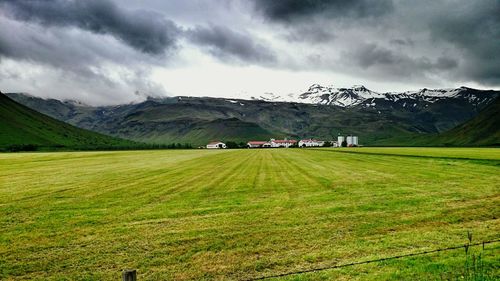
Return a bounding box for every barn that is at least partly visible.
[270,139,297,148]
[298,139,325,147]
[206,141,226,149]
[247,141,269,148]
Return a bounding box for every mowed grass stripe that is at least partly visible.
[317,147,500,161]
[0,148,499,280]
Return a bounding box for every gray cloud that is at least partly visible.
[342,43,458,79]
[389,38,414,47]
[0,16,165,105]
[1,0,499,105]
[428,0,500,85]
[284,26,336,43]
[186,25,276,63]
[252,0,394,22]
[0,0,181,55]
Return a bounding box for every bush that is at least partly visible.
[6,144,38,152]
[226,141,239,149]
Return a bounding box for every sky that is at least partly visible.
[0,0,499,105]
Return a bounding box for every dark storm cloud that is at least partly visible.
[0,0,181,55]
[0,16,166,105]
[0,17,157,76]
[252,0,394,22]
[343,43,458,79]
[428,0,500,85]
[186,25,276,63]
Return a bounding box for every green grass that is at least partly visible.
[0,148,499,280]
[330,147,500,160]
[0,94,138,151]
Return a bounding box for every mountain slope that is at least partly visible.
[0,93,137,151]
[6,85,499,146]
[431,97,500,146]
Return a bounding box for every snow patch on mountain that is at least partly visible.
[254,85,493,108]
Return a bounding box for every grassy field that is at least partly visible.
[0,148,499,280]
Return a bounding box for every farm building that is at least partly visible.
[298,139,325,147]
[337,136,345,146]
[247,139,297,148]
[206,141,226,149]
[247,141,269,148]
[337,135,359,147]
[270,139,297,148]
[347,136,359,146]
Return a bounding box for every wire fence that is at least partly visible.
[242,238,500,281]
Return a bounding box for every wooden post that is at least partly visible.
[122,269,137,281]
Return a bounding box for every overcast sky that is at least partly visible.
[0,0,499,105]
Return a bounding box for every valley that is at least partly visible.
[6,85,499,147]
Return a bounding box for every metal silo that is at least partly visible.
[337,136,345,146]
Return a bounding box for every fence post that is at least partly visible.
[122,269,137,281]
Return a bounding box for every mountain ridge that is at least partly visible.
[5,85,499,146]
[255,84,497,108]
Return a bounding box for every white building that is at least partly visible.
[337,136,345,146]
[337,135,359,147]
[270,139,298,148]
[206,141,226,149]
[248,139,297,148]
[299,139,325,147]
[247,141,268,148]
[346,136,359,146]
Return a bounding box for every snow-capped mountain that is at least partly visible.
[255,84,498,108]
[6,84,499,146]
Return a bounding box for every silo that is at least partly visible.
[337,136,345,146]
[347,136,353,146]
[353,136,358,146]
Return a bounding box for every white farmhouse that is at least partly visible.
[270,139,298,148]
[206,141,226,149]
[248,139,298,148]
[298,139,324,147]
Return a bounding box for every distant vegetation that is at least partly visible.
[0,93,199,152]
[373,98,500,147]
[7,92,499,147]
[3,92,499,149]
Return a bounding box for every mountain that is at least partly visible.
[257,84,496,109]
[0,92,138,151]
[430,97,500,146]
[6,85,500,146]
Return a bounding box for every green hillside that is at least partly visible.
[367,98,500,147]
[0,93,138,151]
[433,97,500,146]
[117,117,278,145]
